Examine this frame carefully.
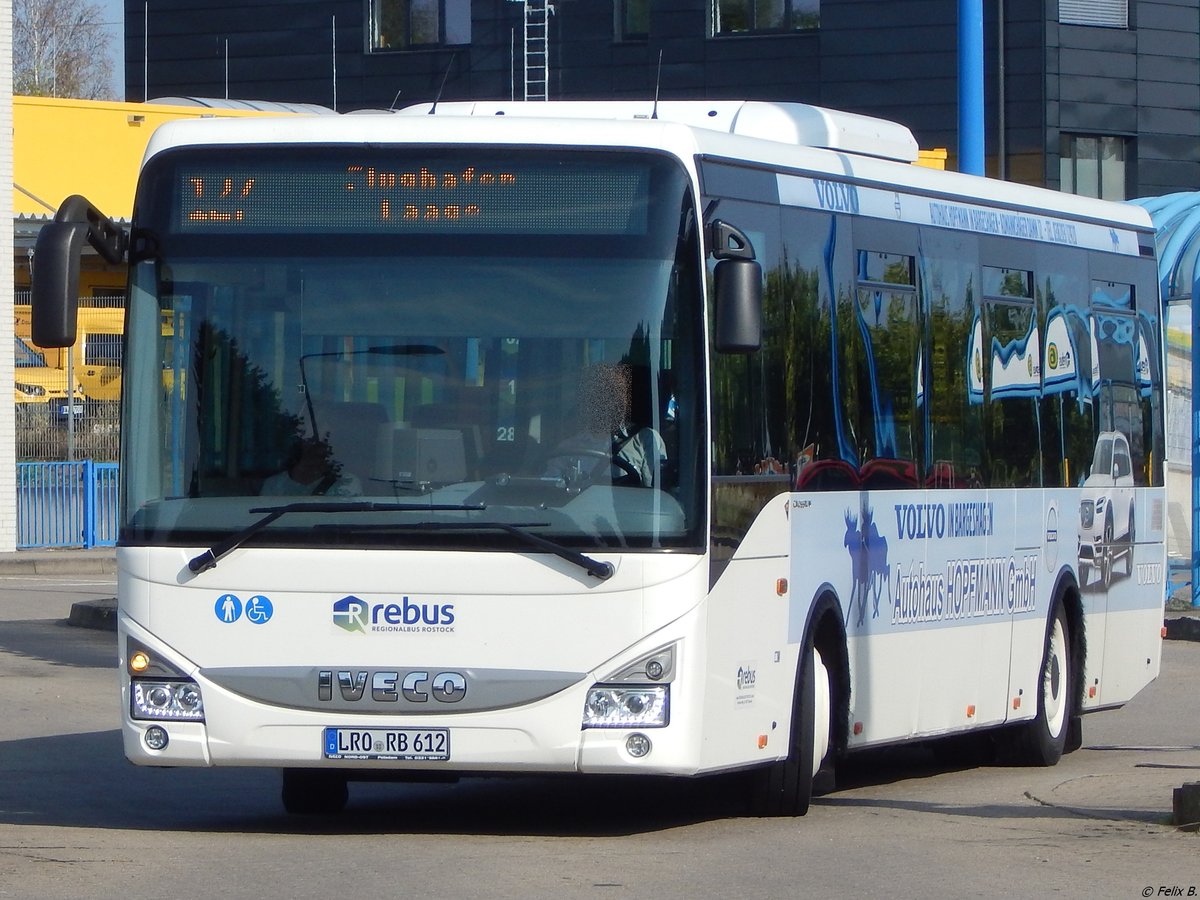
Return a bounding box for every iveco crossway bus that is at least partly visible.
[31,100,1166,816]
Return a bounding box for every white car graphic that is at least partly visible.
[1078,431,1135,587]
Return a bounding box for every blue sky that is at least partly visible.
[99,0,124,98]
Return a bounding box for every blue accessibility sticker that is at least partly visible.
[245,595,274,625]
[215,594,242,623]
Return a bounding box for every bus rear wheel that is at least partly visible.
[1006,603,1073,766]
[281,769,349,815]
[749,644,831,817]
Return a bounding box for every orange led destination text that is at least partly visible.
[186,177,255,222]
[345,165,517,222]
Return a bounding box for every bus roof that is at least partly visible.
[394,100,922,163]
[140,100,1152,234]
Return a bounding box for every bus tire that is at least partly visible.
[1007,602,1073,766]
[281,768,349,815]
[749,641,831,817]
[1064,715,1083,755]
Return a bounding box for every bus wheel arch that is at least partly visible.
[748,591,846,816]
[1006,580,1084,764]
[810,592,850,767]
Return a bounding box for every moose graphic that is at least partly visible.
[843,505,892,627]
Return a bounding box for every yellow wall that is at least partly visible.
[13,96,290,221]
[915,148,949,171]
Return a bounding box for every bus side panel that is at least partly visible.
[700,480,1166,766]
[699,489,799,772]
[792,489,1021,748]
[1098,484,1166,705]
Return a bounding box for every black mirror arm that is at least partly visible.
[708,220,757,261]
[56,194,128,264]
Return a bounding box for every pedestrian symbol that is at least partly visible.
[216,594,242,623]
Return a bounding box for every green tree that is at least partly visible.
[13,0,114,99]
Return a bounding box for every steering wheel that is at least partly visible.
[543,448,643,487]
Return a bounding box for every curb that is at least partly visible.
[68,597,118,631]
[1165,616,1200,643]
[0,551,117,576]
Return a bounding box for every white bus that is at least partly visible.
[32,101,1166,817]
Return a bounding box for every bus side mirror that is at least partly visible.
[31,222,88,348]
[713,258,763,353]
[708,218,762,353]
[31,194,128,349]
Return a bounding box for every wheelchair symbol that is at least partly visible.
[245,595,274,625]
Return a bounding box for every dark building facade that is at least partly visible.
[125,0,1200,196]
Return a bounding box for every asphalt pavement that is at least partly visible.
[0,549,119,628]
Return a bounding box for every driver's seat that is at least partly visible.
[320,401,389,484]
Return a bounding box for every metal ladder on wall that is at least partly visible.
[515,0,553,100]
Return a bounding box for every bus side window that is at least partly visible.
[852,249,921,488]
[708,198,782,478]
[983,266,1040,488]
[1036,247,1093,488]
[918,229,982,489]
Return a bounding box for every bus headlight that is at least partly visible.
[582,685,669,728]
[132,679,206,721]
[14,382,46,397]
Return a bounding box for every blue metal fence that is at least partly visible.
[16,462,119,548]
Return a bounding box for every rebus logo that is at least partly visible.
[333,596,368,633]
[736,666,757,690]
[332,595,457,634]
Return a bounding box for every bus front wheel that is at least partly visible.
[749,643,831,817]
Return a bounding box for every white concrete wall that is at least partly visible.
[1165,310,1192,565]
[1,0,15,552]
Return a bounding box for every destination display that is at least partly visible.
[173,152,652,235]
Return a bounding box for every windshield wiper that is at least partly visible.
[313,520,615,581]
[186,501,486,574]
[429,521,614,581]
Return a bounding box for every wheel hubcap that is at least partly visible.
[1044,619,1067,736]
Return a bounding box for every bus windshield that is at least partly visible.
[120,146,705,553]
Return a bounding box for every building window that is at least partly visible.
[1060,134,1130,201]
[712,0,819,35]
[618,0,650,40]
[369,0,470,51]
[1059,0,1127,28]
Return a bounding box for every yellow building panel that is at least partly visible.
[915,148,949,171]
[13,96,293,220]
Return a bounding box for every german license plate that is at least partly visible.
[323,726,450,761]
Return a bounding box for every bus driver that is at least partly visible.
[544,362,666,488]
